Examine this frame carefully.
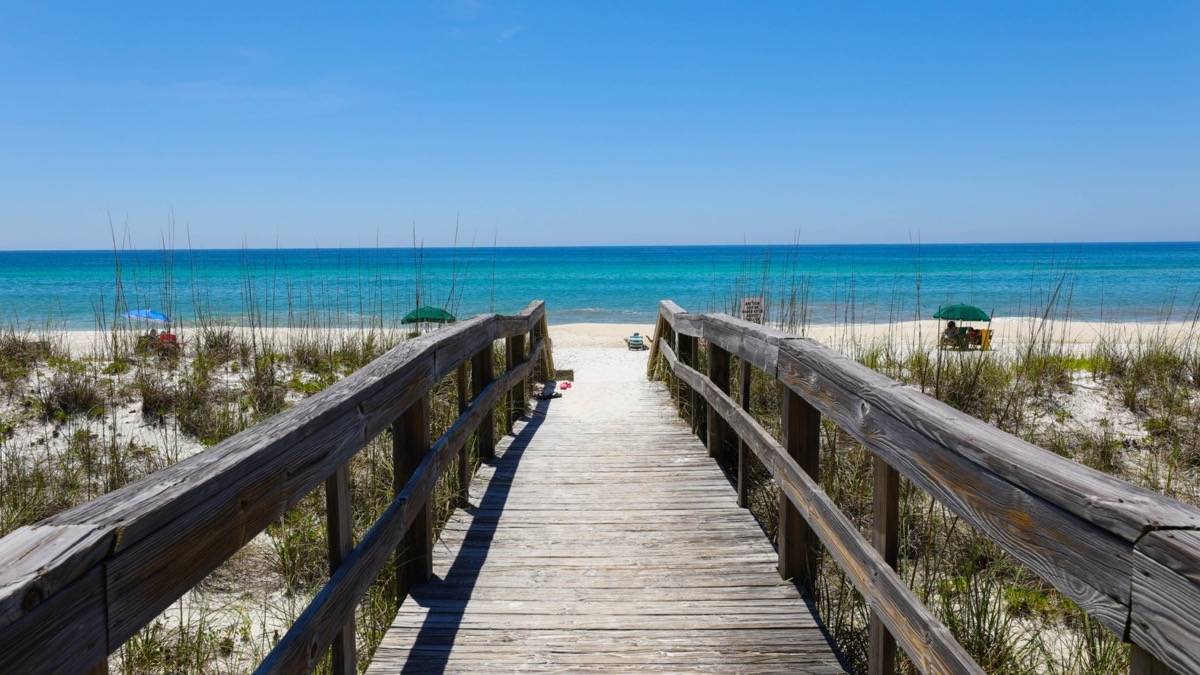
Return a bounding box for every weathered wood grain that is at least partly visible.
[685,306,1200,539]
[737,359,752,509]
[368,344,843,673]
[455,362,470,506]
[706,342,730,458]
[1129,531,1200,674]
[657,302,1200,671]
[0,304,547,671]
[507,331,527,427]
[779,383,820,595]
[660,344,980,674]
[257,339,544,673]
[535,313,554,379]
[324,465,355,675]
[647,313,666,377]
[0,566,107,674]
[394,395,432,604]
[678,333,700,435]
[471,342,496,460]
[493,300,544,340]
[869,456,899,675]
[774,339,1133,634]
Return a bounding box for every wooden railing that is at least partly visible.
[0,300,554,674]
[648,300,1200,675]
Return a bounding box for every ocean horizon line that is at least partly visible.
[2,242,1197,328]
[2,239,1199,254]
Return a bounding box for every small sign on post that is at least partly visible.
[740,297,764,324]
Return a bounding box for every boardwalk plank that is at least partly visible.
[368,349,843,673]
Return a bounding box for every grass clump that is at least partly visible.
[198,326,240,366]
[176,364,244,445]
[38,370,105,421]
[267,490,329,593]
[0,331,55,382]
[103,358,132,375]
[136,371,176,422]
[244,354,286,419]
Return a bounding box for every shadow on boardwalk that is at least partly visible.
[400,386,554,673]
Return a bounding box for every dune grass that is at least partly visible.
[2,242,1197,673]
[653,270,1200,674]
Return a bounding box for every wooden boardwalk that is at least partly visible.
[6,301,1197,674]
[369,349,843,673]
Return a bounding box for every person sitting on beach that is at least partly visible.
[942,321,957,343]
[158,329,178,350]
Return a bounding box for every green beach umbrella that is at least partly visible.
[402,306,457,324]
[933,303,991,322]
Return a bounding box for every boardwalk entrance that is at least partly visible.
[370,349,842,673]
[4,300,1197,674]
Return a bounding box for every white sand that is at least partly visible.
[35,315,1198,359]
[548,318,1197,354]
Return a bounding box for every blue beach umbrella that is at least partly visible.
[124,308,171,323]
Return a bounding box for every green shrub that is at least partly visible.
[39,371,105,421]
[102,358,131,375]
[136,372,175,421]
[176,365,244,445]
[244,354,286,418]
[0,332,54,382]
[198,326,239,366]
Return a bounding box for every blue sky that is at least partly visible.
[0,2,1197,249]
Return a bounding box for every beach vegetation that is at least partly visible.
[198,325,240,366]
[38,370,105,421]
[135,370,175,422]
[1,244,1195,673]
[0,331,55,383]
[243,352,286,419]
[102,357,131,375]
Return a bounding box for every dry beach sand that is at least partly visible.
[47,316,1198,357]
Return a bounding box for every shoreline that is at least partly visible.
[33,316,1197,356]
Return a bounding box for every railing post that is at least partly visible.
[537,313,555,379]
[869,456,899,675]
[1131,645,1177,674]
[779,384,820,595]
[456,362,471,506]
[324,464,355,675]
[737,359,752,508]
[393,395,432,606]
[647,314,666,377]
[472,344,496,460]
[706,343,730,457]
[677,333,699,435]
[507,331,527,427]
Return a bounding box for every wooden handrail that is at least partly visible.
[651,300,1200,674]
[0,301,549,674]
[259,339,545,673]
[659,339,980,673]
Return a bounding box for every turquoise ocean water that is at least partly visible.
[0,243,1197,329]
